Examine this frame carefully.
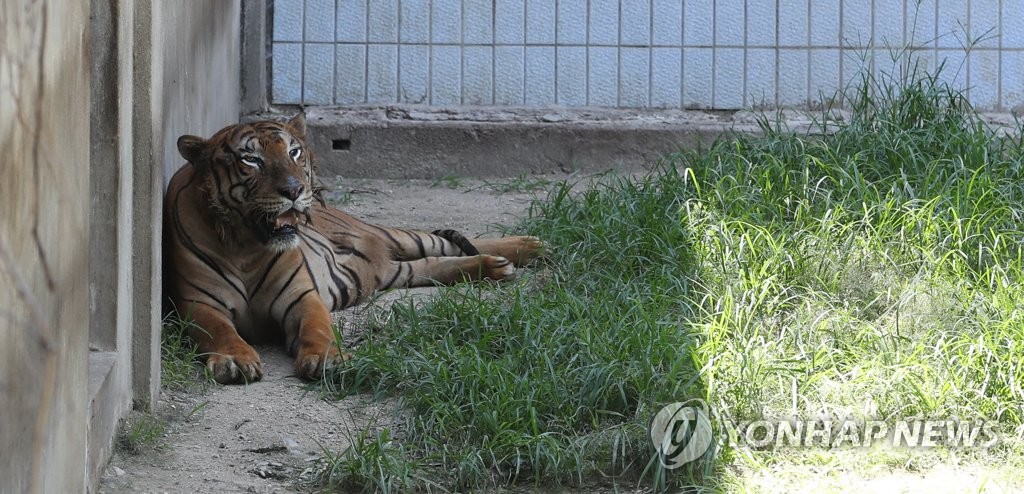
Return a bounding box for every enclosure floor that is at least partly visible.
[98,177,1016,492]
[98,178,540,493]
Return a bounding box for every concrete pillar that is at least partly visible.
[241,0,269,115]
[87,0,137,487]
[130,0,162,410]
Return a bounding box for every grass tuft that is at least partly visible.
[310,426,431,493]
[161,313,214,392]
[316,63,1024,490]
[116,411,168,455]
[430,174,465,189]
[477,173,555,194]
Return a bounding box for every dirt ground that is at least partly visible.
[99,178,548,493]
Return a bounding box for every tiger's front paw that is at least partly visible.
[476,236,546,266]
[507,236,545,266]
[295,344,352,380]
[206,346,264,384]
[481,255,516,281]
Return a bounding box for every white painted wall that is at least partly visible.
[271,0,1024,111]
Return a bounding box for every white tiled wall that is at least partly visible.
[271,0,1024,111]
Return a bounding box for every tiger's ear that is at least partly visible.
[286,112,306,140]
[177,135,209,165]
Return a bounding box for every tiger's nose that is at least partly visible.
[278,182,304,200]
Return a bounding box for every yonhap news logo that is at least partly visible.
[650,401,1002,468]
[649,399,714,469]
[724,416,1000,450]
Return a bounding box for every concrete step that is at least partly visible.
[251,106,790,179]
[250,106,1020,179]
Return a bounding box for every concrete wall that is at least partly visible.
[129,0,242,413]
[269,0,1024,112]
[1,0,242,491]
[88,0,137,485]
[154,1,242,186]
[0,1,92,492]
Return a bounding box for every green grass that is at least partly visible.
[322,168,706,489]
[477,173,555,194]
[161,313,214,392]
[431,174,466,189]
[311,425,434,494]
[316,66,1024,491]
[116,315,210,457]
[116,411,168,455]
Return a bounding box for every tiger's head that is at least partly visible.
[176,113,320,252]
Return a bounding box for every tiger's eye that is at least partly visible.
[241,156,263,168]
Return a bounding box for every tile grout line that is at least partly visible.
[901,0,909,52]
[269,1,276,103]
[932,0,939,73]
[870,0,876,89]
[802,0,811,107]
[743,0,749,108]
[903,0,908,65]
[428,0,433,105]
[493,12,497,105]
[680,0,685,108]
[966,0,971,103]
[585,0,591,106]
[332,0,339,104]
[806,0,811,107]
[711,1,718,108]
[397,0,403,103]
[288,40,1024,51]
[460,0,466,105]
[555,0,560,105]
[648,0,654,107]
[523,0,528,104]
[998,0,1003,109]
[365,6,370,103]
[584,0,591,106]
[838,0,844,98]
[775,0,781,108]
[617,0,622,107]
[302,0,308,105]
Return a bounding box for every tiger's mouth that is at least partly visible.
[270,209,300,237]
[256,208,310,246]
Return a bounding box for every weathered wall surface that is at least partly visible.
[155,0,242,185]
[130,0,242,412]
[87,0,137,486]
[301,105,760,178]
[0,1,92,492]
[1,0,242,491]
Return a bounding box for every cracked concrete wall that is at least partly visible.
[0,1,92,492]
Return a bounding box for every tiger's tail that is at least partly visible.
[431,229,480,256]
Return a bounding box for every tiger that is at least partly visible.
[164,113,544,384]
